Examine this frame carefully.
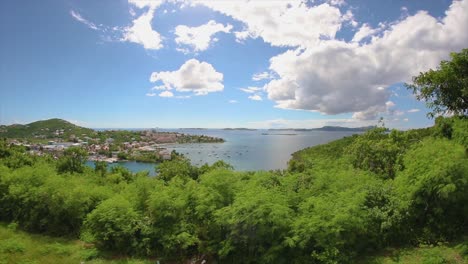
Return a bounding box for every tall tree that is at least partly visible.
[57,146,88,173]
[405,49,468,118]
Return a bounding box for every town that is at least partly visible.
[1,120,224,163]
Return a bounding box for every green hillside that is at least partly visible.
[0,116,466,263]
[0,118,95,140]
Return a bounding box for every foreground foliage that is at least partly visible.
[405,48,468,117]
[0,116,467,263]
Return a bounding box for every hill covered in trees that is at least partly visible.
[0,118,95,140]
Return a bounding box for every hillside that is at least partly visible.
[0,118,95,140]
[0,116,466,263]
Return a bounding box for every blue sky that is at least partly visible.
[0,0,466,129]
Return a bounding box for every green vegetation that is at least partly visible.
[0,116,466,263]
[0,222,156,263]
[0,118,95,142]
[0,52,466,263]
[361,241,468,264]
[405,48,467,117]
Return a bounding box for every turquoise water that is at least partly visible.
[85,161,157,176]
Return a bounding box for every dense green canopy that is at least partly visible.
[0,116,467,263]
[406,49,468,118]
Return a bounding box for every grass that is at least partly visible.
[0,223,152,264]
[361,241,468,264]
[1,222,466,264]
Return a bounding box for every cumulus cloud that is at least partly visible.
[252,71,274,81]
[122,0,164,50]
[193,0,344,47]
[128,0,161,9]
[352,23,377,42]
[191,0,467,119]
[72,1,164,50]
[407,108,420,113]
[327,0,346,6]
[175,20,232,52]
[149,59,224,95]
[234,30,255,43]
[248,94,263,101]
[159,91,174,97]
[260,0,468,118]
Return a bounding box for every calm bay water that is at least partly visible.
[161,129,359,171]
[86,129,359,173]
[85,160,157,176]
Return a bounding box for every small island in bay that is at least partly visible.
[222,128,258,131]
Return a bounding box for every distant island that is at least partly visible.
[268,126,376,132]
[0,118,224,163]
[222,128,258,131]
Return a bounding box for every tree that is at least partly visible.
[57,146,88,173]
[405,49,468,118]
[94,160,108,176]
[345,127,407,179]
[157,157,198,182]
[84,196,144,253]
[394,138,468,242]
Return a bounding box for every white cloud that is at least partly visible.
[122,0,163,50]
[327,0,346,6]
[149,59,224,95]
[228,99,238,103]
[403,118,409,122]
[151,85,166,90]
[352,23,377,42]
[129,7,137,17]
[239,86,262,94]
[342,9,358,27]
[248,94,263,101]
[385,101,396,108]
[234,30,255,43]
[146,92,157,96]
[252,71,273,81]
[261,0,468,119]
[193,0,345,47]
[407,108,420,113]
[70,10,98,30]
[159,91,174,97]
[128,0,161,9]
[175,20,232,52]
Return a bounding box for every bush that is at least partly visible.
[395,138,468,242]
[84,196,146,254]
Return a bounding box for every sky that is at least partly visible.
[0,0,467,129]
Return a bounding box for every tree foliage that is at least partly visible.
[57,146,88,174]
[0,117,467,263]
[405,49,468,117]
